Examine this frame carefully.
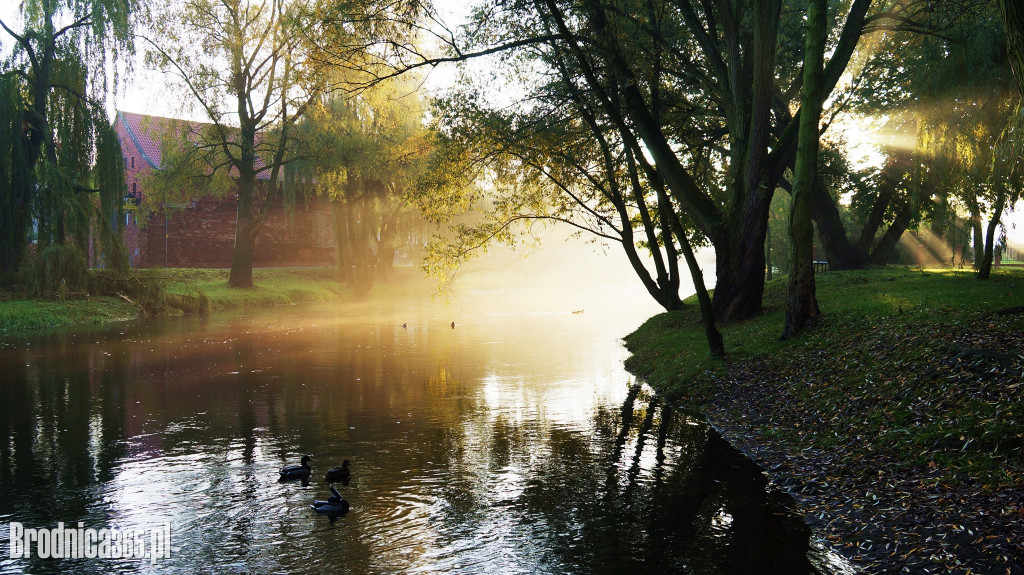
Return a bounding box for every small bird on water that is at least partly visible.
[279,455,312,484]
[324,460,351,485]
[311,483,349,522]
[451,321,455,329]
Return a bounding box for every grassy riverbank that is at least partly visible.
[0,297,139,334]
[625,267,1024,573]
[0,267,431,336]
[148,267,348,310]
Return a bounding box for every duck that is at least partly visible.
[324,460,351,485]
[279,454,312,482]
[311,484,350,522]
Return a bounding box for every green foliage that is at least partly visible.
[849,2,1016,237]
[94,122,130,272]
[296,75,436,290]
[0,0,139,285]
[136,119,233,222]
[20,245,88,297]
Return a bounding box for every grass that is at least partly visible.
[626,267,1023,395]
[624,266,1024,571]
[150,267,349,310]
[0,297,138,335]
[1,266,435,336]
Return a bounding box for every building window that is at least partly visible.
[132,182,136,195]
[131,156,135,169]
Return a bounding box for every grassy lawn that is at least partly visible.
[624,266,1024,572]
[148,267,349,310]
[1,266,439,336]
[0,297,138,335]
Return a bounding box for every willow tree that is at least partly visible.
[982,0,1024,280]
[145,0,323,288]
[0,0,136,286]
[297,76,434,292]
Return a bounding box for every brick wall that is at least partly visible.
[115,111,336,268]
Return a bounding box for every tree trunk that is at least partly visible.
[712,215,770,320]
[970,198,984,269]
[811,176,865,269]
[977,183,1008,280]
[930,189,948,240]
[229,211,257,288]
[331,200,348,282]
[782,0,827,340]
[662,188,724,356]
[229,160,258,288]
[867,204,913,266]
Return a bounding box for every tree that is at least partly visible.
[298,76,434,292]
[144,0,322,288]
[324,0,889,321]
[783,0,828,339]
[0,0,136,286]
[424,47,725,354]
[983,0,1024,279]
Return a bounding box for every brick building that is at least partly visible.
[114,111,336,268]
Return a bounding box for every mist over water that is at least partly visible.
[0,241,842,574]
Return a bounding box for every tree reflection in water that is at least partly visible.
[0,306,832,574]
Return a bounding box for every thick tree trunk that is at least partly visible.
[229,212,257,288]
[713,211,770,321]
[867,204,914,266]
[229,156,258,288]
[782,0,826,339]
[811,176,865,269]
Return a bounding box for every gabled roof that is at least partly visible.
[116,111,274,180]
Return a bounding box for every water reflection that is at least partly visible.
[1,293,830,574]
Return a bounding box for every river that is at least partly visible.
[0,276,849,574]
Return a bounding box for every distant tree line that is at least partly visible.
[2,0,1022,353]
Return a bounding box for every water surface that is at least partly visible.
[1,283,837,573]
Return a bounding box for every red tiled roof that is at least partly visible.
[117,111,273,180]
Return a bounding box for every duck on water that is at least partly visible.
[311,484,350,523]
[279,455,312,485]
[324,460,351,485]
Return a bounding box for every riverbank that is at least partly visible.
[0,267,430,336]
[624,267,1024,573]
